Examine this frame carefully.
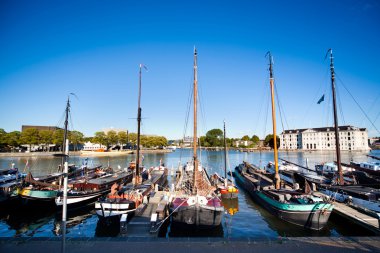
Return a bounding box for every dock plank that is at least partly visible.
[315,192,380,234]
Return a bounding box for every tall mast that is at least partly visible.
[328,49,343,185]
[61,96,70,253]
[267,52,280,190]
[63,97,70,155]
[136,64,143,184]
[223,121,228,188]
[192,48,198,195]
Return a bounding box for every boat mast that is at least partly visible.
[267,52,280,190]
[136,64,143,185]
[61,96,70,253]
[328,49,343,185]
[192,48,198,195]
[223,121,228,188]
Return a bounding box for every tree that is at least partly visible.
[118,131,128,148]
[199,136,210,147]
[128,133,137,145]
[39,130,53,152]
[5,131,21,152]
[251,135,260,144]
[53,129,65,151]
[92,131,107,148]
[0,129,6,150]
[21,128,40,151]
[106,130,118,147]
[70,131,84,151]
[264,134,280,149]
[241,135,250,141]
[205,128,223,147]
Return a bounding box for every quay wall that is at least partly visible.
[1,237,379,253]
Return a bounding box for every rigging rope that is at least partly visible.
[336,73,380,136]
[335,82,346,125]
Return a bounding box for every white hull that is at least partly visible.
[95,202,134,217]
[320,188,380,214]
[55,192,104,206]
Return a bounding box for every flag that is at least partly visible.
[317,94,325,104]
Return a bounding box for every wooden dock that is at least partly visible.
[314,192,380,235]
[121,190,169,237]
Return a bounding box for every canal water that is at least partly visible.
[0,149,379,238]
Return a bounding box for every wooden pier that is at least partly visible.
[315,192,380,235]
[120,190,169,237]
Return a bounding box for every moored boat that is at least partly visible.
[234,52,333,230]
[169,48,223,228]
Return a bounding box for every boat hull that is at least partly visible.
[95,199,136,218]
[234,166,333,230]
[221,192,238,199]
[171,204,223,227]
[56,189,109,209]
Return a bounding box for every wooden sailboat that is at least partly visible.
[19,97,80,206]
[169,48,224,228]
[212,121,238,199]
[95,64,167,220]
[234,52,333,230]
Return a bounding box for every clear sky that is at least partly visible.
[1,0,379,139]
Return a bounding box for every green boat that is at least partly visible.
[234,52,333,231]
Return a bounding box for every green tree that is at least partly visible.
[53,129,65,151]
[251,135,260,144]
[118,131,128,148]
[241,135,250,141]
[70,131,84,151]
[92,131,107,148]
[106,130,118,147]
[0,129,6,150]
[39,130,53,152]
[205,128,223,147]
[128,133,137,145]
[5,131,21,152]
[21,128,41,151]
[199,136,210,147]
[264,134,280,149]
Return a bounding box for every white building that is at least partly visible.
[280,125,369,151]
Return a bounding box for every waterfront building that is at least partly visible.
[280,125,369,151]
[234,140,253,147]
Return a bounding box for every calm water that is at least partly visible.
[0,149,379,238]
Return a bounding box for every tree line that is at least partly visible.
[0,128,168,152]
[199,128,279,149]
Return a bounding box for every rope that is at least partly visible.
[336,73,380,136]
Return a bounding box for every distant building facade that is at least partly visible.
[234,140,253,147]
[280,125,369,151]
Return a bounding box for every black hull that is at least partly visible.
[234,166,331,230]
[171,204,223,228]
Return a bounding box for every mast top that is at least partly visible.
[266,51,274,79]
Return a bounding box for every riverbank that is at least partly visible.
[0,149,173,158]
[1,237,379,253]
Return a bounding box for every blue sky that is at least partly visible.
[1,0,379,139]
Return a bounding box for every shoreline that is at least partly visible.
[0,149,173,158]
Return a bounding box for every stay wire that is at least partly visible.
[335,82,346,125]
[336,73,380,136]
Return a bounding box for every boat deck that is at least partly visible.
[314,192,380,235]
[121,191,169,237]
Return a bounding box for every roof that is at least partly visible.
[282,125,367,134]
